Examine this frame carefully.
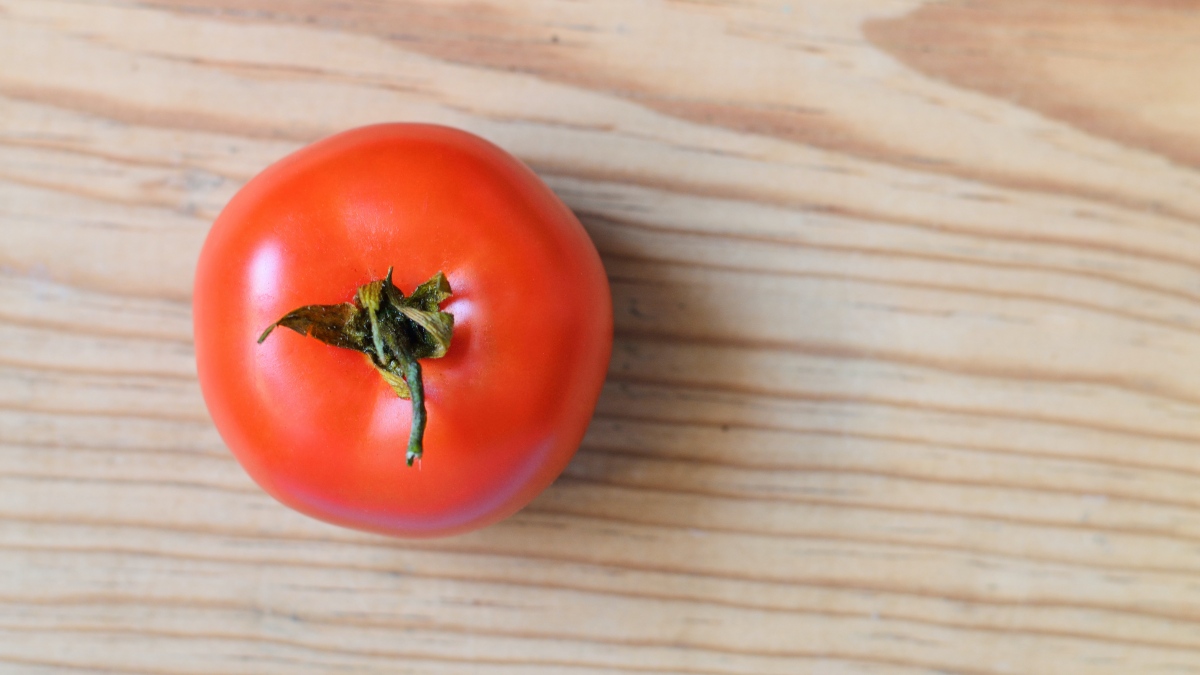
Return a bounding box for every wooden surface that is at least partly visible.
[5,0,1200,673]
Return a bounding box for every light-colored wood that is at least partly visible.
[4,0,1200,672]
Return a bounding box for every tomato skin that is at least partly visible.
[193,124,612,537]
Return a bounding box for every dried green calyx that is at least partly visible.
[257,270,454,465]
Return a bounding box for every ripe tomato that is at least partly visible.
[193,124,612,538]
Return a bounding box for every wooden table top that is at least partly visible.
[5,1,1200,673]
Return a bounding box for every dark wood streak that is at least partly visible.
[592,402,1200,478]
[568,447,1200,535]
[0,135,232,175]
[5,585,1200,663]
[1,438,227,459]
[0,314,194,345]
[601,372,1200,449]
[0,620,1135,675]
[0,82,325,143]
[0,167,207,215]
[0,401,211,424]
[546,160,1200,260]
[0,471,258,496]
[7,522,1200,639]
[0,655,185,675]
[589,214,1200,318]
[0,624,734,675]
[609,325,1200,410]
[0,357,197,381]
[589,412,1200,477]
[864,0,1200,172]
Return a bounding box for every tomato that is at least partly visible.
[193,124,612,538]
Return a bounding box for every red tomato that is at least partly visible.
[193,124,612,538]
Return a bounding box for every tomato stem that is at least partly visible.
[403,358,425,465]
[257,271,453,466]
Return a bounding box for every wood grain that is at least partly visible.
[4,0,1200,672]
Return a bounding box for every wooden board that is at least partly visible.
[5,0,1200,672]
